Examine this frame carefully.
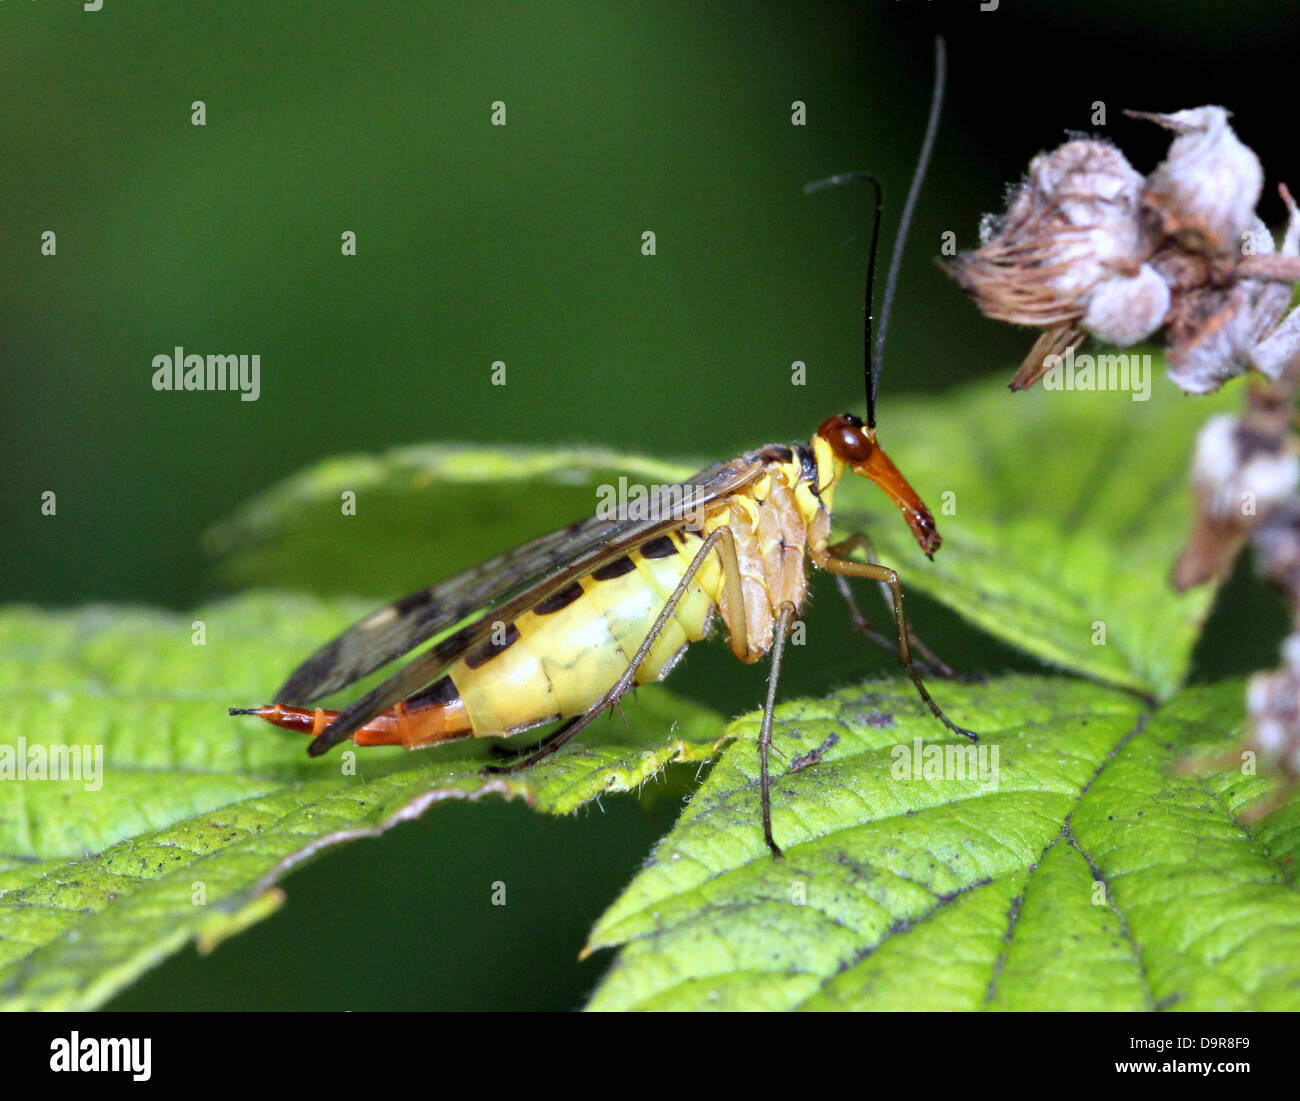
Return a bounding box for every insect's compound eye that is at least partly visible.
[817,413,874,463]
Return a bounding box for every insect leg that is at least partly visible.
[829,533,959,679]
[813,544,977,742]
[481,714,589,773]
[833,574,956,679]
[485,526,740,775]
[758,601,798,861]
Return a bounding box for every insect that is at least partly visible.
[232,40,973,859]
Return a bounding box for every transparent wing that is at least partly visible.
[277,513,622,706]
[276,456,763,754]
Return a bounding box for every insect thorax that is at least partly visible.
[694,440,839,662]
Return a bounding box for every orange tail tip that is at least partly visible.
[230,698,473,749]
[229,704,331,735]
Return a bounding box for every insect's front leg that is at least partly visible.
[827,532,960,679]
[813,541,977,742]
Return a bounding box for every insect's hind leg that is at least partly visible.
[484,526,737,777]
[482,715,588,773]
[814,543,977,742]
[488,734,549,761]
[828,533,963,680]
[833,574,955,681]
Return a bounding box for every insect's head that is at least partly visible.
[818,411,875,463]
[817,411,941,558]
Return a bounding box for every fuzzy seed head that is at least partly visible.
[1081,263,1170,346]
[1138,106,1263,256]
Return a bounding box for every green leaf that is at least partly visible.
[0,598,726,1010]
[6,368,1268,1007]
[584,675,1300,1011]
[205,445,699,599]
[206,369,1235,698]
[834,369,1239,700]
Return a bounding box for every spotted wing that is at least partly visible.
[277,514,624,707]
[285,457,764,755]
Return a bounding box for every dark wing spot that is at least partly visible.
[592,555,637,580]
[640,535,679,559]
[463,623,522,669]
[438,621,481,658]
[275,640,343,705]
[758,444,794,464]
[393,588,435,616]
[533,581,584,614]
[406,676,462,709]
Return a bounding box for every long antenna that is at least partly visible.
[876,36,946,411]
[805,170,883,428]
[803,36,947,431]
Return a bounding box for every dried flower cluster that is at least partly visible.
[951,107,1300,395]
[954,108,1300,814]
[1175,364,1300,809]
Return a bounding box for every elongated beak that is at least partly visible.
[851,440,942,558]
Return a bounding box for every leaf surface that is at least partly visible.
[0,598,725,1010]
[585,676,1300,1011]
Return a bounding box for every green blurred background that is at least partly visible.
[3,1,1296,1009]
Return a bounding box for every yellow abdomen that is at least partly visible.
[448,530,722,736]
